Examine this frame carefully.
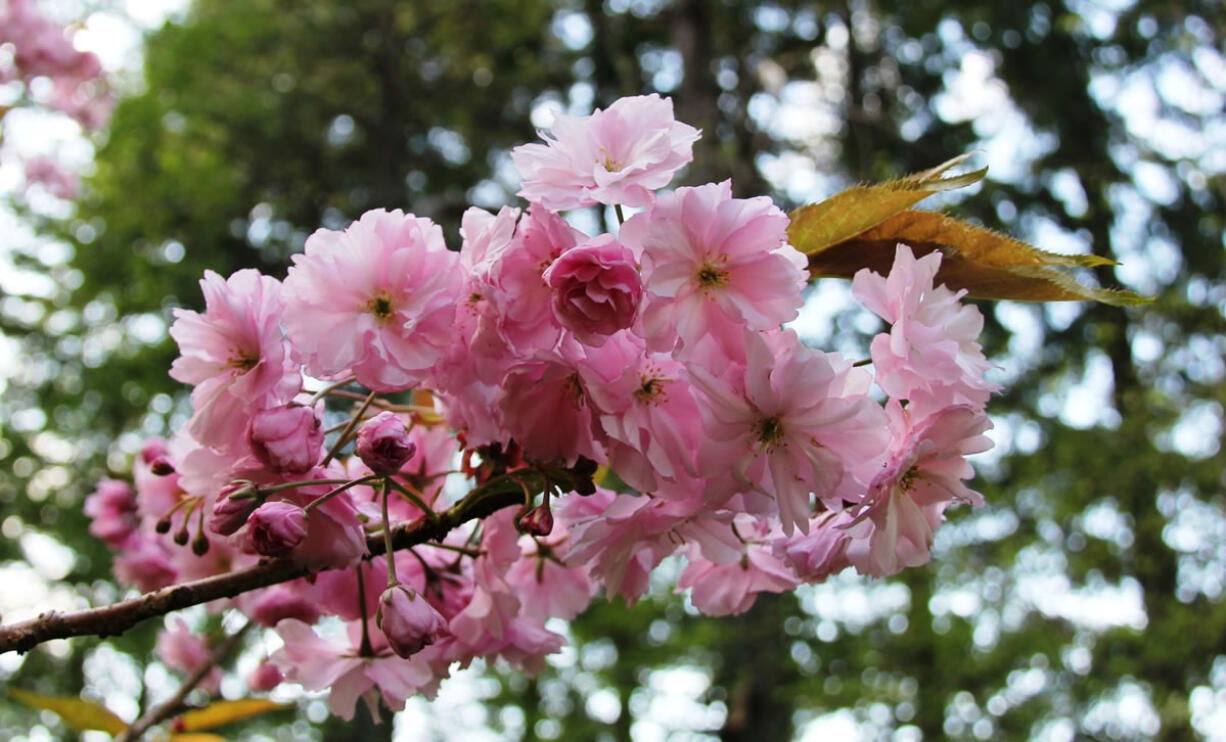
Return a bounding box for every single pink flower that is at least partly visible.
[776,510,857,582]
[247,584,323,627]
[356,411,417,476]
[378,584,448,658]
[247,405,324,473]
[169,269,300,451]
[511,94,700,210]
[247,661,283,692]
[542,234,642,346]
[622,181,808,356]
[247,501,308,557]
[688,330,889,535]
[678,542,799,617]
[84,479,138,548]
[156,618,221,695]
[209,481,260,536]
[282,209,465,392]
[112,534,177,592]
[851,244,999,413]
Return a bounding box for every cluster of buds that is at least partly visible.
[86,95,997,720]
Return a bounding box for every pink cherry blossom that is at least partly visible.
[851,244,1000,412]
[622,181,808,356]
[247,501,308,557]
[247,405,324,473]
[847,400,993,577]
[169,269,300,451]
[83,479,138,548]
[378,584,448,658]
[356,411,417,476]
[156,618,221,695]
[688,330,889,534]
[542,234,642,346]
[678,542,799,616]
[511,94,700,210]
[282,209,464,392]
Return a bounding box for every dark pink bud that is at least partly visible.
[542,234,641,346]
[247,661,283,692]
[356,411,417,476]
[209,482,261,536]
[520,504,554,537]
[377,584,447,658]
[247,405,324,473]
[247,501,308,558]
[149,456,176,476]
[140,439,169,465]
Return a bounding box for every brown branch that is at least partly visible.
[0,478,527,655]
[114,621,252,742]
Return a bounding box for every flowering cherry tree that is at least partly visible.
[0,94,1145,738]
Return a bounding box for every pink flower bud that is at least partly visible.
[209,482,260,536]
[356,411,417,476]
[149,456,176,476]
[83,479,138,548]
[377,584,447,658]
[247,501,308,558]
[519,504,554,537]
[247,661,283,692]
[140,439,169,465]
[247,405,324,473]
[542,234,641,346]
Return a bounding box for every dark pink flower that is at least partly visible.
[84,479,138,548]
[378,584,448,658]
[543,234,641,346]
[247,405,324,473]
[247,501,308,557]
[356,411,417,476]
[247,661,283,692]
[209,481,260,536]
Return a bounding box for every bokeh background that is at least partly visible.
[1,0,1224,739]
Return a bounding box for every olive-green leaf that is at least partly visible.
[9,689,128,736]
[176,698,289,732]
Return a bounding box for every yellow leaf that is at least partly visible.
[787,153,987,259]
[807,209,1151,305]
[176,698,289,732]
[9,689,128,735]
[169,735,230,742]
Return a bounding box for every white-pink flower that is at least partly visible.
[511,94,700,210]
[169,269,300,450]
[851,244,1000,413]
[622,181,808,356]
[282,209,464,392]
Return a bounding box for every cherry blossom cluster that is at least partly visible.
[86,94,998,720]
[0,0,112,198]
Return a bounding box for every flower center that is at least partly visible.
[635,375,665,405]
[367,292,395,322]
[227,352,259,373]
[599,148,623,172]
[899,466,918,493]
[755,416,785,449]
[696,262,729,290]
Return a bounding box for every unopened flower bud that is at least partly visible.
[140,439,169,465]
[173,526,190,546]
[356,411,417,476]
[155,517,172,534]
[191,534,210,556]
[570,456,598,495]
[149,456,176,476]
[377,583,447,658]
[519,504,554,537]
[247,405,324,473]
[209,482,261,536]
[247,661,283,692]
[247,501,308,558]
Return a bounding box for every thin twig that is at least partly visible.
[0,472,537,655]
[114,621,252,742]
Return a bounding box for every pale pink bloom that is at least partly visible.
[247,584,323,627]
[542,234,641,346]
[272,619,442,721]
[688,330,890,535]
[678,542,799,617]
[851,244,999,413]
[378,584,448,658]
[169,269,300,450]
[282,209,464,392]
[622,181,808,356]
[247,501,308,557]
[247,405,324,473]
[506,520,596,621]
[356,411,417,476]
[459,205,521,272]
[848,400,993,577]
[511,94,700,210]
[498,348,614,466]
[776,510,857,582]
[23,155,79,199]
[84,479,138,548]
[112,534,177,592]
[156,618,221,694]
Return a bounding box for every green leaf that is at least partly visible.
[787,153,987,258]
[806,209,1151,305]
[176,698,289,732]
[9,689,128,735]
